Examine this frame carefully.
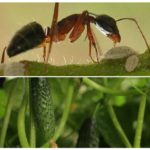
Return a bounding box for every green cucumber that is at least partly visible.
[29,78,55,146]
[76,118,99,148]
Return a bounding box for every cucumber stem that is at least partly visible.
[83,78,124,95]
[107,101,132,148]
[17,79,30,148]
[53,84,74,141]
[29,110,36,148]
[133,94,146,148]
[0,80,18,147]
[28,78,36,147]
[0,91,14,147]
[128,79,147,147]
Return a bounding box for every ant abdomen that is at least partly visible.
[7,22,45,57]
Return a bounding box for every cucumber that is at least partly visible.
[29,78,55,145]
[76,118,99,148]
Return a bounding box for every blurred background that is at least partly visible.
[0,3,150,65]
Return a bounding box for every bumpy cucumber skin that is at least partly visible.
[76,118,99,148]
[30,78,55,144]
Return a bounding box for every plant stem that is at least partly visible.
[0,93,13,147]
[83,78,124,95]
[129,80,147,147]
[86,77,131,147]
[0,80,18,147]
[28,79,36,148]
[103,78,108,86]
[107,101,132,148]
[133,94,146,148]
[52,84,74,141]
[129,80,145,95]
[17,79,30,148]
[29,110,36,148]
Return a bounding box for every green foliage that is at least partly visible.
[0,78,25,147]
[0,78,150,147]
[93,103,125,147]
[0,90,7,118]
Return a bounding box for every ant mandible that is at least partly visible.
[1,3,150,64]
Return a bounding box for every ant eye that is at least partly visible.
[95,15,121,43]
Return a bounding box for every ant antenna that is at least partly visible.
[89,12,98,17]
[116,18,150,53]
[1,47,7,63]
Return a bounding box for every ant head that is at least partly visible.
[94,15,121,43]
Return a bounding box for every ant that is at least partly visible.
[1,3,150,64]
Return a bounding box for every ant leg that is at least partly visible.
[69,12,94,62]
[43,45,46,62]
[1,47,7,63]
[37,42,47,62]
[46,3,59,64]
[42,27,50,62]
[113,42,117,48]
[87,23,99,63]
[94,44,100,63]
[89,40,97,63]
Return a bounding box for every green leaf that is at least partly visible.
[121,78,148,91]
[93,103,125,147]
[3,78,25,110]
[68,88,102,131]
[115,99,150,147]
[0,90,7,118]
[0,78,25,147]
[112,96,126,106]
